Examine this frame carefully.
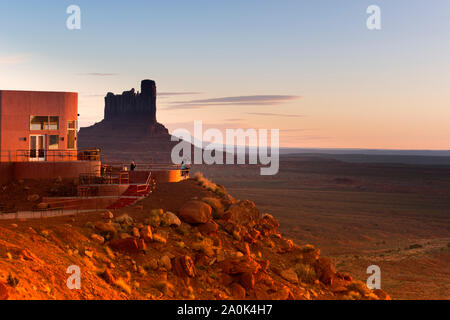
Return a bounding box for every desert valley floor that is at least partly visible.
[196,155,450,299]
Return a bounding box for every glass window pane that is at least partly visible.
[68,120,76,129]
[48,116,59,130]
[49,135,59,150]
[30,116,48,130]
[30,136,37,158]
[67,130,76,149]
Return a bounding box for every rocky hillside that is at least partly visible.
[0,175,390,300]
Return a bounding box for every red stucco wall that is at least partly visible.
[0,90,78,162]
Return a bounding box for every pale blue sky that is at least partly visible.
[1,1,449,148]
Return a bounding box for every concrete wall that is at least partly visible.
[129,169,185,183]
[0,162,13,185]
[152,169,185,183]
[0,90,78,162]
[42,196,118,210]
[13,161,100,180]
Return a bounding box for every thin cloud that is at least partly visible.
[247,112,304,118]
[225,118,245,122]
[0,54,30,65]
[167,95,301,109]
[78,73,119,76]
[158,92,202,96]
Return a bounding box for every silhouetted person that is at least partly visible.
[181,161,190,177]
[130,160,136,171]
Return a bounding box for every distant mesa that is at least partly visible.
[105,80,156,123]
[78,80,178,163]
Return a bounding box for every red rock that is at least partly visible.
[244,229,261,244]
[220,273,234,287]
[336,272,352,282]
[313,257,337,285]
[272,286,295,300]
[236,242,251,256]
[201,197,225,219]
[373,289,392,300]
[219,257,261,275]
[297,246,320,264]
[109,238,139,254]
[178,200,212,224]
[239,272,255,291]
[173,255,195,278]
[101,269,116,285]
[139,225,153,242]
[94,221,117,236]
[254,286,271,300]
[224,200,260,226]
[257,213,279,236]
[198,220,218,235]
[0,282,8,300]
[231,283,246,299]
[137,239,147,252]
[278,238,294,253]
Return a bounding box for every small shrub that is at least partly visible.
[176,224,189,236]
[347,280,370,296]
[7,273,19,287]
[193,172,227,197]
[343,291,361,300]
[300,244,316,253]
[409,244,423,250]
[295,263,316,283]
[148,214,161,228]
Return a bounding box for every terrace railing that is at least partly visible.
[0,149,101,162]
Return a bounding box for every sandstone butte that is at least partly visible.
[0,175,391,300]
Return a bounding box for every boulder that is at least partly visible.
[173,255,196,278]
[178,200,212,224]
[154,281,175,297]
[373,289,391,300]
[152,233,167,244]
[131,227,140,238]
[115,214,133,225]
[223,200,260,226]
[219,257,261,275]
[101,269,116,285]
[159,255,172,271]
[192,241,215,257]
[313,257,337,285]
[140,226,153,242]
[257,213,279,236]
[109,238,139,254]
[164,211,181,227]
[231,283,246,299]
[197,220,219,235]
[90,233,105,244]
[239,272,255,291]
[103,211,114,219]
[201,197,225,219]
[137,239,147,252]
[94,221,117,237]
[280,268,299,284]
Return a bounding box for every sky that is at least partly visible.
[0,0,449,149]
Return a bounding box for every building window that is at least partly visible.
[67,120,76,149]
[30,116,48,130]
[30,116,59,130]
[49,135,59,150]
[48,116,59,130]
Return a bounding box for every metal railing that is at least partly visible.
[105,162,183,172]
[0,149,101,162]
